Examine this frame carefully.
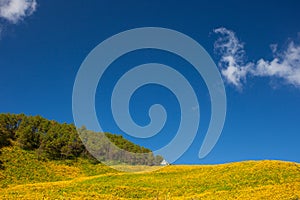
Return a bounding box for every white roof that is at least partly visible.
[160,159,169,165]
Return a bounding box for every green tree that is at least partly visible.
[0,113,164,165]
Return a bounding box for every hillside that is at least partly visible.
[1,146,300,199]
[1,113,300,199]
[0,113,163,166]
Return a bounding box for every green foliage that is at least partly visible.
[79,128,162,165]
[38,122,84,160]
[105,133,151,153]
[0,113,163,166]
[154,155,164,165]
[0,113,23,147]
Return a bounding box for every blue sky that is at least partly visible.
[0,0,300,164]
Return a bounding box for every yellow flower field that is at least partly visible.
[1,147,300,199]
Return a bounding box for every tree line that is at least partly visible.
[0,113,163,166]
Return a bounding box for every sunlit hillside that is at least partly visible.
[1,146,300,199]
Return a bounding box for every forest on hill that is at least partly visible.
[0,113,163,166]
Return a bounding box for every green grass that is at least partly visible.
[0,146,115,187]
[1,146,300,199]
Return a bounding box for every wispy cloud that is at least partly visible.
[214,27,254,88]
[214,27,300,89]
[254,42,300,87]
[0,0,37,24]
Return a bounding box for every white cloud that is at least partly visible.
[214,27,300,89]
[0,0,37,24]
[213,27,254,88]
[253,42,300,87]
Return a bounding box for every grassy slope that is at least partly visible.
[1,147,300,199]
[0,146,115,187]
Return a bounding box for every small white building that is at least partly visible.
[160,159,169,166]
